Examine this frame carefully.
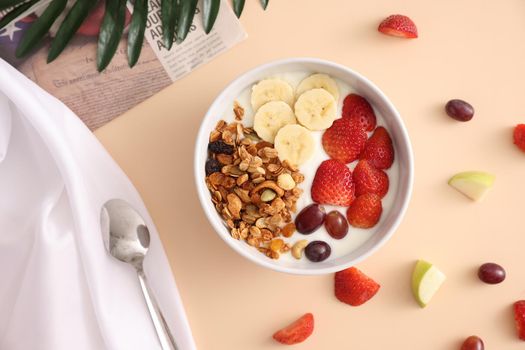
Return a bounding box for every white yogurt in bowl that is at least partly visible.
[195,58,413,275]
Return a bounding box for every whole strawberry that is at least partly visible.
[273,313,314,345]
[361,126,394,169]
[342,94,377,132]
[335,267,380,306]
[346,193,382,228]
[353,160,389,198]
[322,118,367,164]
[311,159,355,206]
[514,124,525,153]
[378,14,418,39]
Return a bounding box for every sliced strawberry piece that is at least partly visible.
[273,313,314,345]
[346,193,382,228]
[311,159,355,206]
[353,160,389,198]
[378,14,418,39]
[322,118,367,164]
[361,126,394,169]
[342,94,377,132]
[514,301,525,340]
[335,267,380,306]
[513,124,525,152]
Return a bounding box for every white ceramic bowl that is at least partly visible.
[195,58,413,275]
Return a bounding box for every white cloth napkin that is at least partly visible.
[0,59,196,350]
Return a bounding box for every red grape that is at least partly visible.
[460,335,484,350]
[295,204,326,234]
[324,211,348,239]
[478,263,505,284]
[304,241,331,262]
[445,99,474,122]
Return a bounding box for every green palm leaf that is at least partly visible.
[0,0,26,11]
[161,0,177,49]
[47,0,98,62]
[0,0,39,30]
[16,0,67,57]
[127,0,147,67]
[202,0,219,34]
[232,0,244,18]
[1,0,271,68]
[175,0,197,43]
[97,0,126,71]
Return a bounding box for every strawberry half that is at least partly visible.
[335,267,380,306]
[273,313,314,345]
[513,124,525,152]
[353,160,389,198]
[311,159,355,206]
[342,94,377,132]
[515,301,525,340]
[378,14,418,39]
[346,193,382,228]
[361,126,394,169]
[322,118,367,164]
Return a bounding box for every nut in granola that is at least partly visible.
[222,165,244,177]
[216,154,233,165]
[251,180,285,197]
[226,193,242,219]
[277,173,296,191]
[261,147,278,159]
[291,240,308,259]
[233,101,244,121]
[236,173,249,186]
[260,189,277,202]
[261,229,273,241]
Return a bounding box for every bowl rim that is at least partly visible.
[194,57,414,275]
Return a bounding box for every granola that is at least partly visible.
[205,104,304,260]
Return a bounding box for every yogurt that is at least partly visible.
[221,71,399,263]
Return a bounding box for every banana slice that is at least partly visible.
[274,124,315,166]
[294,88,337,131]
[253,101,297,143]
[296,73,339,101]
[251,78,295,111]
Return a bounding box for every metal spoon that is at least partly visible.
[100,199,177,350]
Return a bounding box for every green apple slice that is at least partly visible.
[411,260,446,308]
[448,171,495,201]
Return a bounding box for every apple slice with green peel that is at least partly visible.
[448,171,495,201]
[411,260,446,308]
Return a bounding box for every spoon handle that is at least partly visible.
[137,269,178,350]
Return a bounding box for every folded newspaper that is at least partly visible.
[0,0,246,130]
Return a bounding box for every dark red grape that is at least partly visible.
[295,204,326,234]
[304,241,331,262]
[324,211,348,239]
[460,335,484,350]
[445,99,474,122]
[478,262,505,284]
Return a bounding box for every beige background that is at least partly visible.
[95,0,525,348]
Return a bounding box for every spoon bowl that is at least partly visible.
[101,199,150,268]
[101,199,177,350]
